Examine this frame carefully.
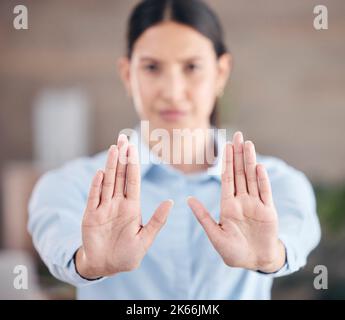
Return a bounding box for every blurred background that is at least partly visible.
[0,0,344,299]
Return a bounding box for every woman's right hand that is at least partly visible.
[75,134,174,279]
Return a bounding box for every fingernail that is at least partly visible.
[118,133,127,143]
[236,131,243,142]
[245,140,253,148]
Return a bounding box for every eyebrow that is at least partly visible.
[139,56,204,63]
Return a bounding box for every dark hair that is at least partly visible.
[126,0,228,127]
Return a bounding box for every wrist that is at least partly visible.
[257,239,286,273]
[74,247,103,280]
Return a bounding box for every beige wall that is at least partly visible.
[0,0,344,188]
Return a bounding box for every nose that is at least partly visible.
[160,68,186,104]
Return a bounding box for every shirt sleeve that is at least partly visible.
[257,157,321,277]
[27,159,106,287]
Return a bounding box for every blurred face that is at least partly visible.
[119,21,231,132]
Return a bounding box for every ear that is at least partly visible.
[216,53,232,96]
[117,56,132,97]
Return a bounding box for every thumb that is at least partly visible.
[187,196,219,241]
[141,199,174,250]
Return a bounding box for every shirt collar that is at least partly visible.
[128,123,226,182]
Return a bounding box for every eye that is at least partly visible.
[185,63,200,73]
[185,63,201,74]
[144,63,159,73]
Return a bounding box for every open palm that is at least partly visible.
[76,134,173,279]
[188,132,286,273]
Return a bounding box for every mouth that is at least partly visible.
[158,109,187,122]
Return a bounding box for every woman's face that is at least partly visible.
[119,21,231,132]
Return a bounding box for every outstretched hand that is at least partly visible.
[188,131,286,273]
[76,134,174,279]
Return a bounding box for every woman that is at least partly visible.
[28,0,321,299]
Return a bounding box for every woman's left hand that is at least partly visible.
[187,131,286,273]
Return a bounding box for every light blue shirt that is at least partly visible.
[28,125,321,299]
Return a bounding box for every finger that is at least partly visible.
[86,170,104,212]
[187,196,219,241]
[126,144,141,200]
[221,142,235,199]
[101,145,118,203]
[244,141,259,197]
[141,199,174,250]
[114,134,129,198]
[257,164,273,206]
[233,131,248,195]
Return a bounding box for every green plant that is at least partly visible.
[314,184,345,233]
